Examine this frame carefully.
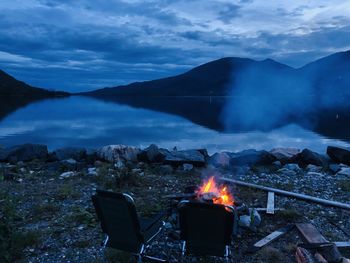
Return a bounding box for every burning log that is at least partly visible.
[197,176,234,206]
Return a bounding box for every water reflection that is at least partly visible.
[0,96,349,153]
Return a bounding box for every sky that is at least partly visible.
[0,0,350,92]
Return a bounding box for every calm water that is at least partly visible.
[0,96,349,154]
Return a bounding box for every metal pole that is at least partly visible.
[220,177,350,210]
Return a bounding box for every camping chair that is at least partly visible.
[178,200,235,262]
[92,190,166,262]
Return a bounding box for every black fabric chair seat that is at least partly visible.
[92,190,166,262]
[178,200,235,262]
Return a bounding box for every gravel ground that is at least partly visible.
[1,160,349,263]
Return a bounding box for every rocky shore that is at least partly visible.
[1,143,349,262]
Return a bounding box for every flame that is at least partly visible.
[197,176,234,206]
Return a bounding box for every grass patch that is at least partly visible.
[258,246,283,263]
[56,183,80,200]
[0,191,41,262]
[34,203,60,217]
[277,209,301,222]
[65,206,96,226]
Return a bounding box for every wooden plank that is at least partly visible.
[266,192,275,214]
[220,177,350,210]
[334,241,350,248]
[248,225,294,252]
[296,223,328,243]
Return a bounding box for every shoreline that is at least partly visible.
[1,143,349,262]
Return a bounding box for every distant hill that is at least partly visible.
[299,50,350,104]
[0,69,69,121]
[0,69,68,97]
[84,57,294,97]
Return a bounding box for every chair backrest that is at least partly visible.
[178,201,234,257]
[92,190,143,253]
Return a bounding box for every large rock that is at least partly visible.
[97,145,141,162]
[327,146,350,166]
[229,149,276,166]
[164,149,207,166]
[269,148,300,164]
[295,149,329,168]
[208,152,231,168]
[0,144,48,162]
[52,147,86,161]
[137,144,169,163]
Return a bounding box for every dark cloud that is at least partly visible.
[0,0,349,91]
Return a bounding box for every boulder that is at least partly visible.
[269,148,300,164]
[0,144,48,162]
[164,149,207,166]
[229,149,276,166]
[327,146,350,166]
[97,145,141,163]
[208,152,231,168]
[53,147,86,161]
[329,164,341,174]
[137,144,169,163]
[336,167,350,177]
[294,149,329,168]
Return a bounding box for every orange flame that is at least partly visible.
[197,176,234,206]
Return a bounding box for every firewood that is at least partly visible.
[296,247,315,263]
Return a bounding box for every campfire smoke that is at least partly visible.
[197,176,234,206]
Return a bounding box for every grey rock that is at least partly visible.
[336,167,350,177]
[277,168,297,176]
[164,149,207,166]
[270,148,300,164]
[182,163,194,171]
[53,147,86,161]
[114,159,126,169]
[87,167,97,176]
[296,149,329,168]
[327,146,350,166]
[97,145,140,162]
[306,164,322,173]
[137,144,169,163]
[239,209,261,230]
[0,143,48,162]
[208,152,231,168]
[329,164,341,174]
[284,163,301,172]
[307,172,323,177]
[59,171,75,178]
[229,149,276,166]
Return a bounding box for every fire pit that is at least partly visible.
[196,176,235,206]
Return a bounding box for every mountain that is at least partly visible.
[300,50,350,104]
[0,69,69,121]
[0,69,68,97]
[84,57,293,97]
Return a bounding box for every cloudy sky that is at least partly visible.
[1,0,350,92]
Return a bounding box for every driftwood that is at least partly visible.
[296,247,315,263]
[297,223,343,263]
[220,177,350,210]
[266,192,275,214]
[248,225,294,252]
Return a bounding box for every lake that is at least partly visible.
[0,96,349,154]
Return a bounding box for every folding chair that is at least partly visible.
[178,200,235,262]
[92,190,166,262]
